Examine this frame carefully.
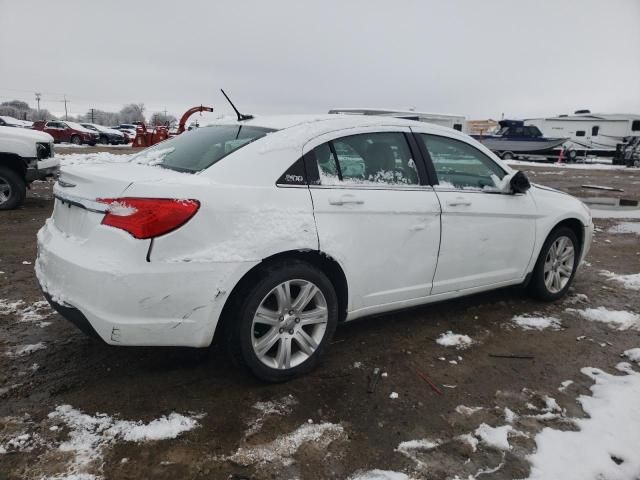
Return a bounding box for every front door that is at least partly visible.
[415,131,537,295]
[305,127,442,314]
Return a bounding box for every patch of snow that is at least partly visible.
[226,421,344,467]
[608,222,640,235]
[623,348,640,363]
[512,314,562,331]
[6,342,46,357]
[348,469,414,480]
[389,392,399,399]
[47,405,202,477]
[504,407,518,424]
[0,298,53,326]
[455,405,483,416]
[396,438,440,468]
[600,270,640,291]
[457,433,479,452]
[567,307,640,330]
[558,380,574,392]
[353,361,362,369]
[474,423,522,451]
[526,366,640,480]
[246,395,297,437]
[436,331,472,349]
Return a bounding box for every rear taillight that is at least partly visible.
[97,198,200,239]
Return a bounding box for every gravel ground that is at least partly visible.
[1,156,639,480]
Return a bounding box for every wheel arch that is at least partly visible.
[0,152,28,178]
[214,249,349,344]
[551,217,584,256]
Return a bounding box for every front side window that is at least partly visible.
[576,130,586,137]
[632,120,640,131]
[592,126,599,136]
[139,124,275,173]
[315,132,419,186]
[421,134,505,190]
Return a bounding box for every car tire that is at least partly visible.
[529,226,580,301]
[501,151,515,160]
[0,166,26,210]
[228,260,338,382]
[567,150,577,162]
[71,135,81,145]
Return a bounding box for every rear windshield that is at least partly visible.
[143,125,275,173]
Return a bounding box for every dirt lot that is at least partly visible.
[1,155,639,479]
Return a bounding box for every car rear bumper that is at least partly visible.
[36,218,256,347]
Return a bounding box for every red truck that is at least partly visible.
[33,120,98,145]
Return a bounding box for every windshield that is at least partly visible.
[141,124,275,173]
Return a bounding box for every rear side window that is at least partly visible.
[632,120,640,131]
[421,134,505,190]
[143,125,275,173]
[592,126,599,136]
[314,132,419,186]
[576,130,586,137]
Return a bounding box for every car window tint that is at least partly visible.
[421,134,505,190]
[315,132,418,186]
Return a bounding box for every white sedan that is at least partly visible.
[36,115,593,381]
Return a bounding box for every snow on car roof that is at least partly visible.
[65,121,97,134]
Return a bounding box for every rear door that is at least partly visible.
[414,131,537,294]
[305,127,441,314]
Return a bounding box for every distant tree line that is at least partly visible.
[0,100,175,127]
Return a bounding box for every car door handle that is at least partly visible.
[447,198,472,207]
[328,194,364,206]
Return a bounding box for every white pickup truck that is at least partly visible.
[0,126,59,209]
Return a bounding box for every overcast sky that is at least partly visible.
[1,0,639,122]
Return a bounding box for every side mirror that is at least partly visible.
[510,170,531,194]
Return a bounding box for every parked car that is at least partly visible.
[37,115,593,381]
[33,120,98,145]
[80,123,126,145]
[0,116,33,129]
[111,125,138,143]
[0,126,58,209]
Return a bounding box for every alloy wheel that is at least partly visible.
[251,279,328,370]
[543,236,575,293]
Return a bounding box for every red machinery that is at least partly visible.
[132,105,214,148]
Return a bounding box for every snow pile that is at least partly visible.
[512,315,562,331]
[474,423,521,450]
[47,405,202,476]
[608,222,640,235]
[396,439,440,468]
[567,307,640,330]
[0,298,53,327]
[526,364,640,480]
[348,470,414,480]
[435,331,473,349]
[5,342,46,357]
[623,348,640,363]
[455,405,483,416]
[227,421,344,466]
[600,270,640,291]
[246,395,297,437]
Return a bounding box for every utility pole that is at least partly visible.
[61,95,70,120]
[163,108,168,126]
[35,92,41,113]
[91,108,95,123]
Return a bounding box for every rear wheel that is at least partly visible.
[501,151,515,160]
[0,166,26,210]
[529,227,579,300]
[229,260,338,382]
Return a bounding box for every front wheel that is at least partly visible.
[529,227,580,300]
[70,135,81,145]
[230,260,338,382]
[0,166,26,210]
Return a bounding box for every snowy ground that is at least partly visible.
[1,150,639,479]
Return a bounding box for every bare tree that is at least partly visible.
[118,103,145,124]
[150,111,177,126]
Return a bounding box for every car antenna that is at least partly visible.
[220,89,254,121]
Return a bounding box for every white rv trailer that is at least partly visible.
[328,107,467,132]
[524,111,640,157]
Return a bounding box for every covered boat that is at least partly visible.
[472,120,566,158]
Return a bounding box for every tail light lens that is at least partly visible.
[97,198,200,239]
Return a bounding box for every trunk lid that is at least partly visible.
[52,163,190,240]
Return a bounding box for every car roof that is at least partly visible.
[203,113,460,139]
